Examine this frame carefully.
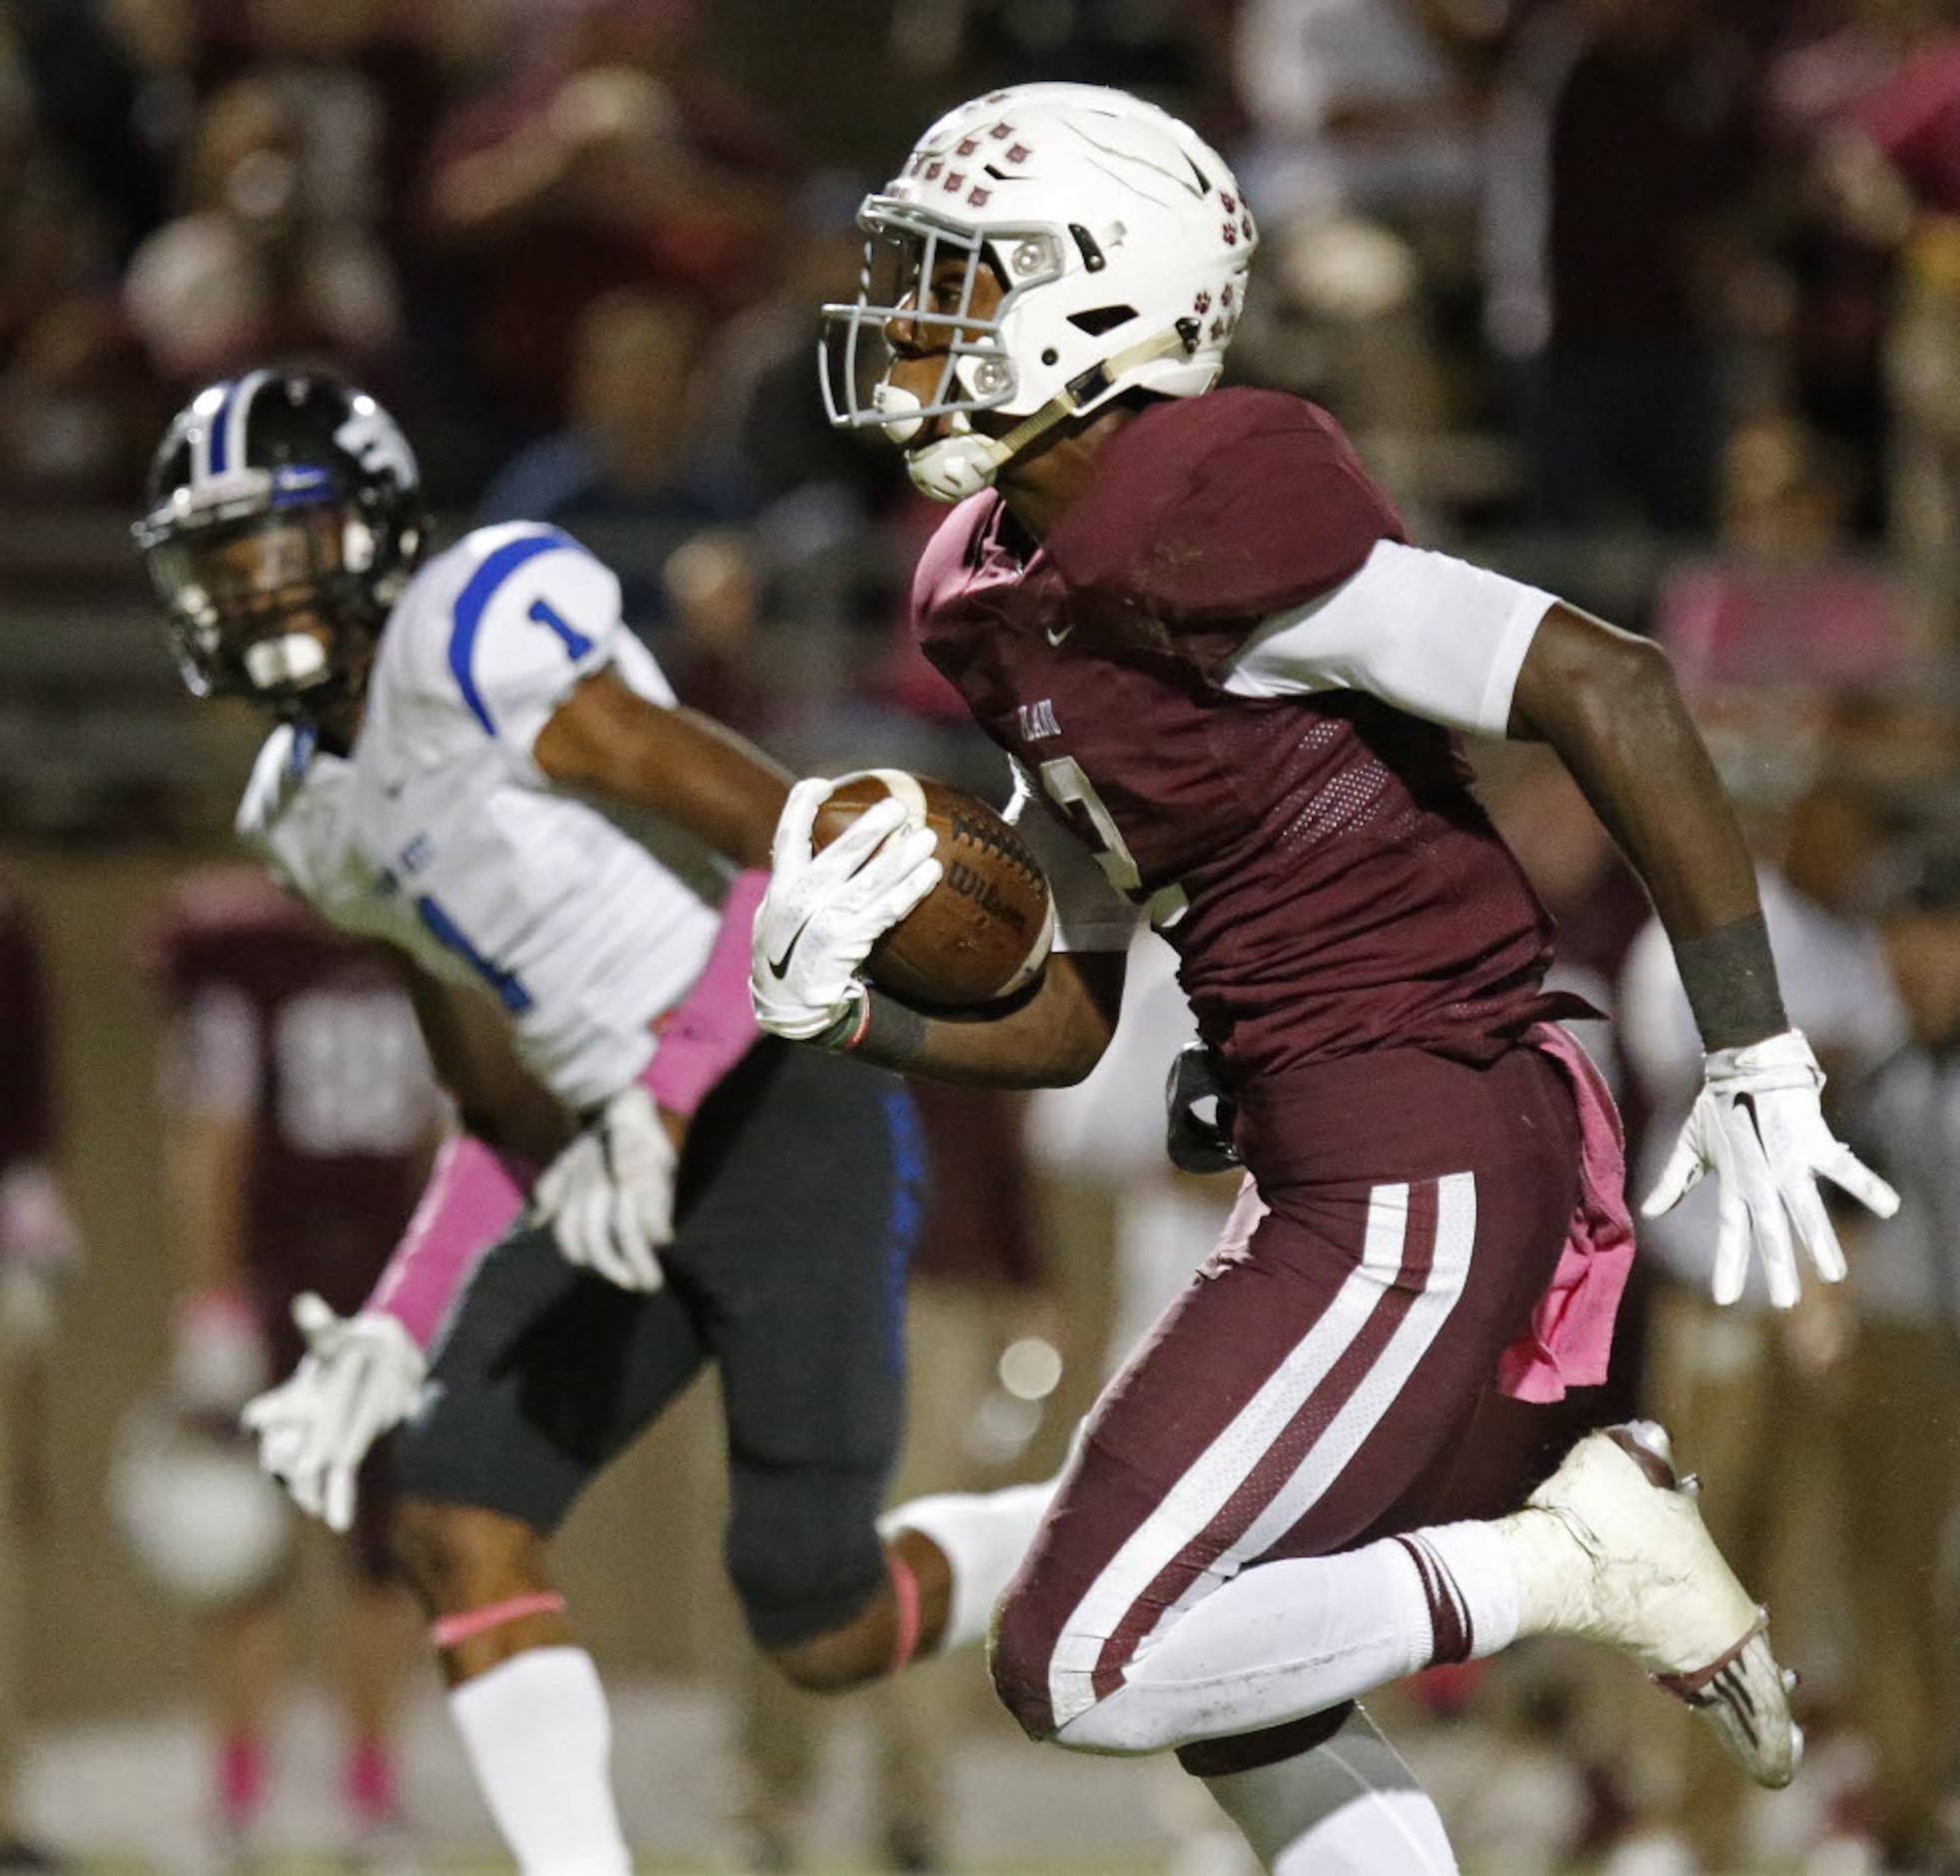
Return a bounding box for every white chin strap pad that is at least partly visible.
[907,430,1009,502]
[872,382,1010,499]
[873,382,926,445]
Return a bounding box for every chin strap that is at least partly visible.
[907,325,1202,502]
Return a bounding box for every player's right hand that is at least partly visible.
[749,778,941,1044]
[532,1083,676,1292]
[241,1295,426,1533]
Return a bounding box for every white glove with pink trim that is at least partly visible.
[1641,1028,1899,1310]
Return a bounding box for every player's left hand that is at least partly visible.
[1641,1028,1899,1310]
[1164,1040,1242,1175]
[532,1084,677,1291]
[749,778,941,1044]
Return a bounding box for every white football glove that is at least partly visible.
[1641,1028,1899,1310]
[749,779,942,1043]
[240,1295,426,1533]
[532,1083,676,1292]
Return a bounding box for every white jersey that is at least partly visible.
[239,522,725,1111]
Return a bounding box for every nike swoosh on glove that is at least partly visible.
[532,1084,675,1292]
[749,777,942,1044]
[1641,1028,1899,1310]
[240,1295,426,1532]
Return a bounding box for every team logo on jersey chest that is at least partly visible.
[1010,698,1061,741]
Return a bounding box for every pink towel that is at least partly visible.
[1496,1023,1636,1404]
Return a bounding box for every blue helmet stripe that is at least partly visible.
[206,379,237,477]
[206,369,275,487]
[448,528,578,736]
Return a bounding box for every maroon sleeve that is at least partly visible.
[1045,389,1407,639]
[909,493,995,634]
[0,888,56,1170]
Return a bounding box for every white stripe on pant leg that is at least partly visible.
[1228,1173,1475,1564]
[1045,1183,1412,1726]
[1047,1177,1472,1729]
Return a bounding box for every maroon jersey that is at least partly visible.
[146,867,438,1320]
[913,389,1563,1126]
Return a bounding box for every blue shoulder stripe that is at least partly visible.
[447,528,579,737]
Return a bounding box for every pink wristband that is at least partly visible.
[368,1136,534,1348]
[643,869,768,1119]
[886,1549,923,1675]
[430,1591,567,1651]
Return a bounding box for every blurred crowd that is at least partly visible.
[0,0,1954,737]
[9,0,1960,774]
[6,0,1960,1871]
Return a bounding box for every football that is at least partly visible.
[811,771,1054,1009]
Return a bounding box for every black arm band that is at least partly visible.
[1674,911,1788,1052]
[853,990,930,1070]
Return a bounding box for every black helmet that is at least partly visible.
[133,369,429,713]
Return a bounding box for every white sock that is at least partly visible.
[1205,1705,1458,1875]
[1486,1500,1600,1640]
[1053,1541,1436,1754]
[1397,1518,1522,1660]
[880,1474,1056,1652]
[448,1647,632,1876]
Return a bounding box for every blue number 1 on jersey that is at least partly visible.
[526,595,594,659]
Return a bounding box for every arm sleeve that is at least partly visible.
[446,534,641,767]
[641,870,766,1119]
[1004,765,1141,955]
[367,1134,533,1347]
[1218,539,1555,736]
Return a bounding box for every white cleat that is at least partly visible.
[1516,1419,1802,1788]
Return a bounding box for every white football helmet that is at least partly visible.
[110,1399,294,1608]
[821,83,1257,501]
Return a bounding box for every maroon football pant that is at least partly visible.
[992,1044,1581,1752]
